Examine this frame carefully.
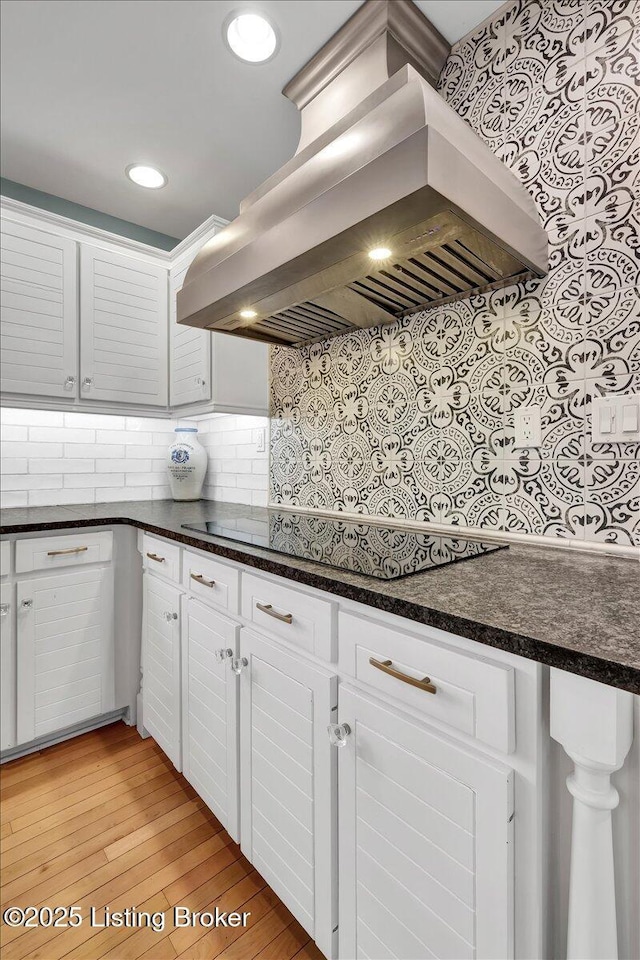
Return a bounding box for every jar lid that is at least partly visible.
[174,427,198,432]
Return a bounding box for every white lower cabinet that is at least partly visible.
[16,565,114,745]
[141,571,182,769]
[239,627,338,959]
[181,595,240,841]
[1,582,16,750]
[336,684,515,960]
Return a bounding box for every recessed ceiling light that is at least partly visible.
[368,247,392,261]
[225,12,278,63]
[126,164,167,189]
[240,308,258,319]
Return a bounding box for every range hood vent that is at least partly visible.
[178,0,547,348]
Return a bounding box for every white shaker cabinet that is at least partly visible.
[336,685,514,960]
[16,566,115,745]
[0,218,78,398]
[1,582,16,751]
[141,571,182,769]
[79,245,168,406]
[239,628,338,959]
[181,596,239,840]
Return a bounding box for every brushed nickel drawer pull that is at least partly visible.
[256,602,293,624]
[369,657,437,694]
[47,546,89,557]
[191,572,216,588]
[146,552,165,563]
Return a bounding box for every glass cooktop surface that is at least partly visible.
[181,511,507,581]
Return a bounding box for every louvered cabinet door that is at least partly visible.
[80,245,168,406]
[337,685,515,960]
[142,572,182,769]
[1,582,16,751]
[0,218,78,398]
[239,629,338,960]
[16,567,114,746]
[169,258,211,407]
[181,596,239,839]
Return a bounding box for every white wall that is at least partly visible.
[0,408,269,509]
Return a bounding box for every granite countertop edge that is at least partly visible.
[1,505,638,695]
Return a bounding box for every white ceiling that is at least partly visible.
[0,0,504,240]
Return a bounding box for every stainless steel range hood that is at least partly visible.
[177,0,547,347]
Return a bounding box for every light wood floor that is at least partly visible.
[0,722,325,960]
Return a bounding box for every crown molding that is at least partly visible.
[0,195,229,267]
[283,0,450,110]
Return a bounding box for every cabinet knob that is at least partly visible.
[328,723,351,747]
[64,375,76,390]
[231,656,248,676]
[163,611,178,622]
[20,599,33,610]
[214,647,233,664]
[82,377,93,390]
[0,603,9,617]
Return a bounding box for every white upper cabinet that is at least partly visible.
[0,219,78,398]
[169,256,211,407]
[80,245,168,406]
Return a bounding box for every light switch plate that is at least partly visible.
[592,394,640,443]
[514,405,542,448]
[255,427,266,453]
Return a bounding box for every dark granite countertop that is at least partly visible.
[1,500,639,694]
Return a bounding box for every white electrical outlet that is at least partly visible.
[513,405,541,448]
[255,427,266,453]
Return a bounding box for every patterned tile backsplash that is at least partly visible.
[269,0,640,547]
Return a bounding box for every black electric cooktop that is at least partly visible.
[181,511,507,581]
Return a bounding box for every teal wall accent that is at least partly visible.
[0,178,179,251]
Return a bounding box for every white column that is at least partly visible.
[550,669,634,960]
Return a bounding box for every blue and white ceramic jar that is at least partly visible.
[166,427,207,501]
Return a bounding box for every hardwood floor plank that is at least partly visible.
[4,747,170,829]
[2,777,196,870]
[0,724,136,789]
[172,885,281,960]
[0,727,327,960]
[3,763,178,852]
[0,739,164,822]
[254,918,312,960]
[1,785,198,896]
[1,737,158,806]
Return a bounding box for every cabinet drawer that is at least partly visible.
[0,540,10,577]
[15,532,113,573]
[182,550,239,614]
[241,572,336,661]
[142,534,181,584]
[339,612,514,753]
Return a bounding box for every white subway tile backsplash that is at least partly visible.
[30,458,94,474]
[28,489,96,507]
[30,427,95,444]
[2,425,28,441]
[65,444,126,460]
[64,413,126,430]
[2,442,63,458]
[96,430,153,445]
[1,409,63,426]
[3,474,63,491]
[1,409,269,510]
[64,473,125,488]
[2,492,28,507]
[0,458,27,474]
